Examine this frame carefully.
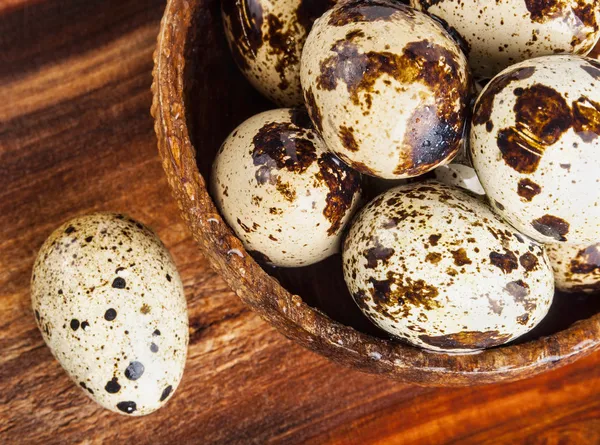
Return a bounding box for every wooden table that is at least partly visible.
[1,1,599,443]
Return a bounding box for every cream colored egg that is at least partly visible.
[546,241,600,293]
[471,55,600,245]
[221,0,337,106]
[31,213,188,416]
[342,182,554,352]
[410,0,600,79]
[211,108,362,267]
[300,0,471,179]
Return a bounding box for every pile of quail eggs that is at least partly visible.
[214,0,600,353]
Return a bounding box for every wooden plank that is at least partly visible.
[1,1,599,443]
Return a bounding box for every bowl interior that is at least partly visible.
[184,0,600,348]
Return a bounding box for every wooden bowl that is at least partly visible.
[151,0,600,386]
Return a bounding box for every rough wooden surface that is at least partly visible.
[1,1,600,443]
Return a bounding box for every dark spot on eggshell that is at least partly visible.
[125,361,145,381]
[264,14,298,90]
[517,313,531,325]
[81,321,90,331]
[112,277,126,289]
[532,214,570,241]
[35,310,40,322]
[489,249,519,273]
[252,120,317,195]
[105,377,121,394]
[166,274,172,282]
[160,385,173,402]
[517,178,542,201]
[473,66,535,128]
[429,234,441,246]
[451,248,471,266]
[570,244,600,274]
[425,252,442,264]
[79,382,94,395]
[104,308,117,321]
[140,304,151,314]
[70,319,80,331]
[419,330,513,350]
[153,329,161,336]
[65,226,76,234]
[520,252,539,272]
[495,200,505,211]
[304,88,324,133]
[363,238,395,268]
[327,0,405,27]
[85,236,93,243]
[150,343,159,353]
[339,125,359,152]
[117,401,137,414]
[498,84,571,174]
[572,96,600,142]
[367,270,440,319]
[221,0,264,71]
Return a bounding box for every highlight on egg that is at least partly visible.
[31,213,188,416]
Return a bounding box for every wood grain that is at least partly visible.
[1,1,600,443]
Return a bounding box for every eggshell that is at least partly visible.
[31,213,188,416]
[471,55,600,245]
[431,163,485,196]
[211,108,362,267]
[410,0,600,79]
[342,182,554,352]
[546,241,600,293]
[221,0,337,106]
[300,0,471,179]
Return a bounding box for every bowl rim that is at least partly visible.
[151,0,600,386]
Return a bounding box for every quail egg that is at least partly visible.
[31,213,188,416]
[342,182,554,352]
[471,55,600,245]
[222,0,337,106]
[300,0,471,179]
[410,0,600,79]
[546,241,600,293]
[211,108,362,267]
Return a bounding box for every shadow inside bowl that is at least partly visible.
[184,0,600,353]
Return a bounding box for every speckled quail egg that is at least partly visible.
[31,213,188,416]
[342,182,554,352]
[410,0,600,80]
[300,0,472,179]
[222,0,337,106]
[546,241,600,293]
[471,55,600,245]
[211,108,362,267]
